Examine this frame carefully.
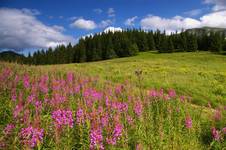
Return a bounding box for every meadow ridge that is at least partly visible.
[0,52,225,149]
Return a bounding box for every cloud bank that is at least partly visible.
[0,8,74,51]
[140,10,226,33]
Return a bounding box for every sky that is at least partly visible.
[1,0,226,55]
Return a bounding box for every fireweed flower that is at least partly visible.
[67,72,74,83]
[19,126,44,148]
[11,88,17,101]
[27,94,36,103]
[185,116,192,129]
[105,96,111,107]
[52,109,74,129]
[113,123,123,138]
[34,101,42,114]
[214,109,222,121]
[23,74,30,89]
[101,114,109,127]
[149,89,158,98]
[168,89,176,98]
[3,124,15,135]
[134,101,143,117]
[51,93,66,105]
[13,104,23,118]
[90,128,104,150]
[159,88,164,97]
[118,102,128,112]
[76,108,85,124]
[180,96,185,102]
[222,127,226,134]
[211,127,221,141]
[127,115,133,125]
[115,85,123,95]
[106,123,123,145]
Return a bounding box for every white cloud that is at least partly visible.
[124,16,138,26]
[204,0,226,11]
[70,18,97,30]
[0,8,74,51]
[140,10,226,33]
[93,8,103,14]
[140,15,200,33]
[104,26,122,33]
[52,25,65,32]
[200,10,226,27]
[184,9,203,16]
[107,8,115,17]
[99,19,113,28]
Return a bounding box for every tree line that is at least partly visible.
[2,29,226,65]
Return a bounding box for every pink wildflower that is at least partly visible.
[67,72,74,83]
[101,114,109,127]
[90,128,104,150]
[3,124,15,135]
[149,89,158,98]
[211,127,221,141]
[185,115,192,129]
[106,123,123,145]
[23,74,30,89]
[168,89,176,98]
[52,109,74,129]
[222,127,226,134]
[127,115,133,125]
[19,126,44,148]
[134,101,143,117]
[76,108,85,124]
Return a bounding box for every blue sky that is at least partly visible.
[0,0,226,54]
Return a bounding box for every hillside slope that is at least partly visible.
[31,51,226,107]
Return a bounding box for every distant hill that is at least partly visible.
[186,27,226,35]
[0,51,25,63]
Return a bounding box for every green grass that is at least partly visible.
[39,51,226,107]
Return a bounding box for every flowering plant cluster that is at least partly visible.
[0,67,225,149]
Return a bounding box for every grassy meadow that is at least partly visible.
[44,51,226,107]
[0,51,225,149]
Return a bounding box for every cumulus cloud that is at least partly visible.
[140,10,226,33]
[70,18,97,30]
[204,0,226,11]
[0,8,74,51]
[200,10,226,27]
[99,19,113,28]
[107,8,115,17]
[124,16,138,26]
[93,8,103,14]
